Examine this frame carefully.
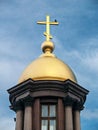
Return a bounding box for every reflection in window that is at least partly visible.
[41,104,56,130]
[50,120,56,130]
[50,105,56,117]
[42,105,48,117]
[41,120,48,130]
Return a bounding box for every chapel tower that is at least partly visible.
[8,16,89,130]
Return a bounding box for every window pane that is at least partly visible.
[50,105,56,117]
[50,120,56,130]
[42,105,48,117]
[41,120,48,130]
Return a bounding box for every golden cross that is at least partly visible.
[37,15,59,41]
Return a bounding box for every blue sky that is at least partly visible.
[0,0,98,130]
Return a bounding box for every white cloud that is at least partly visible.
[0,59,26,90]
[82,51,98,72]
[55,36,98,73]
[81,109,98,120]
[80,37,98,73]
[0,117,15,130]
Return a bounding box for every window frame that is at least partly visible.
[41,103,57,130]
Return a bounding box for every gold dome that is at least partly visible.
[19,42,77,83]
[19,16,77,83]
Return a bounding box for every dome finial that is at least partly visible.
[37,15,59,53]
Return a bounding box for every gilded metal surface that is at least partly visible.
[37,15,58,53]
[19,15,77,83]
[19,54,77,83]
[37,15,59,41]
[41,41,55,53]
